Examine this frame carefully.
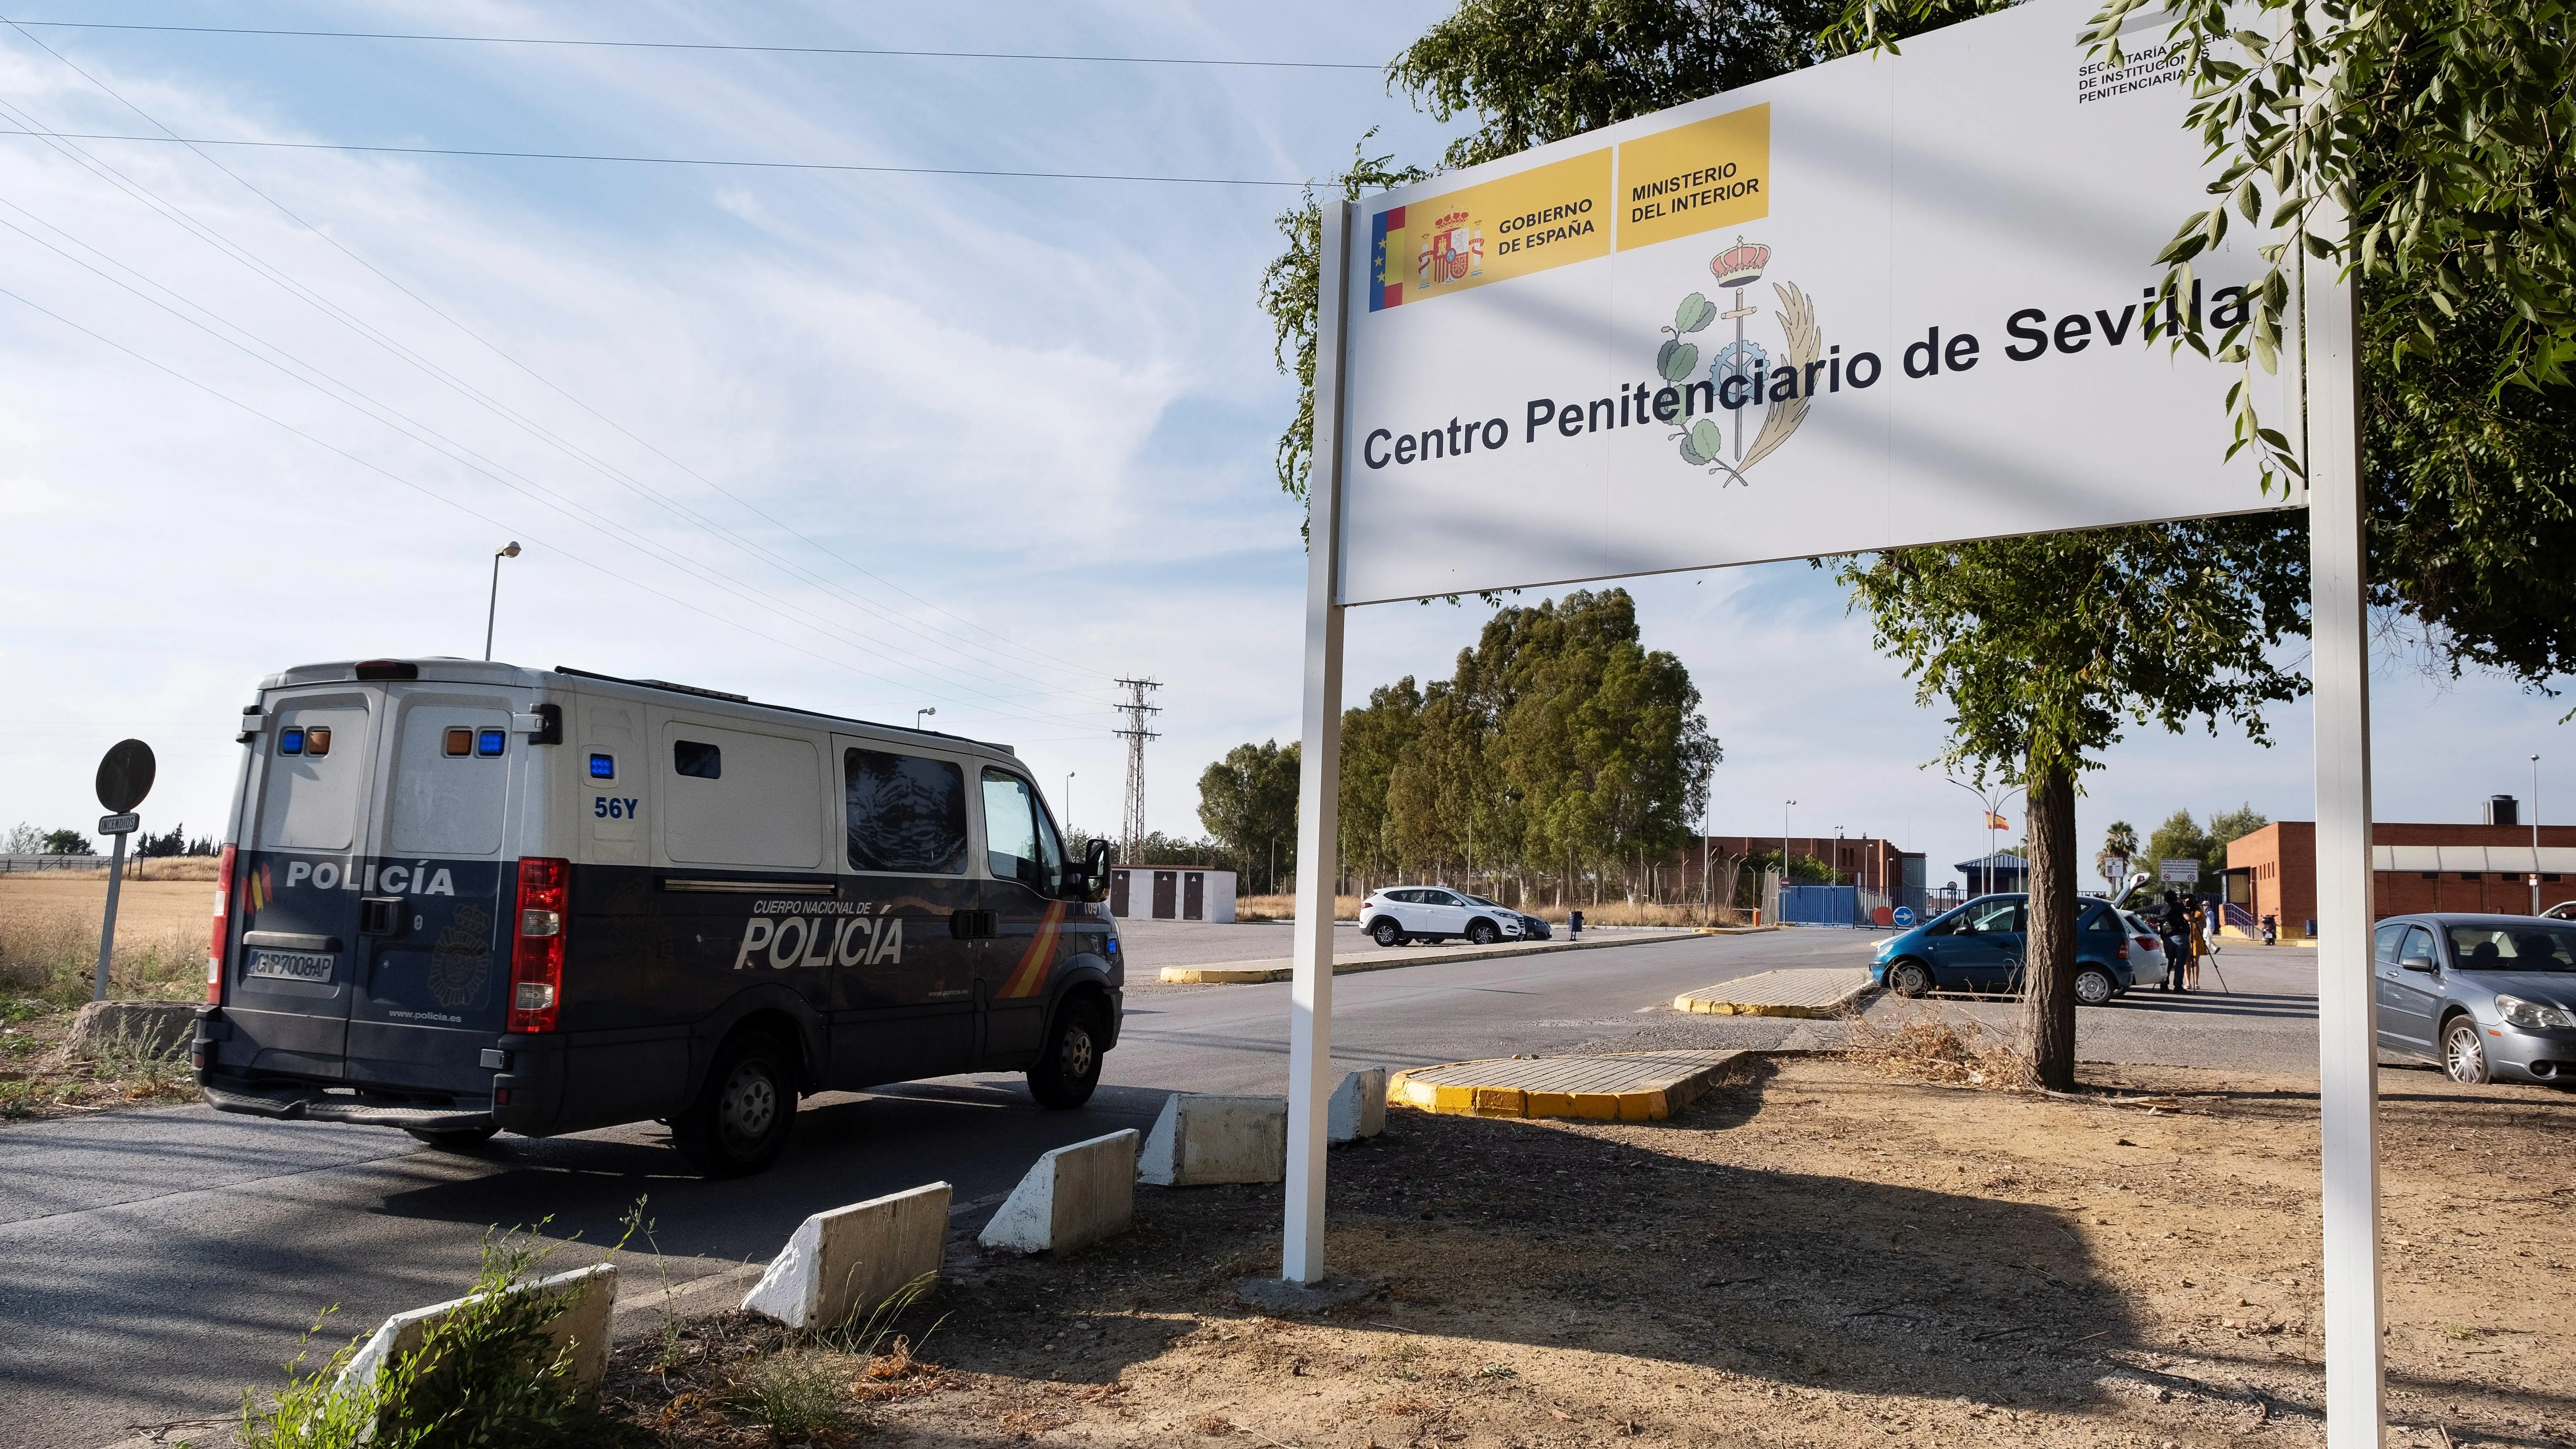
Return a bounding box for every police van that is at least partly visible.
[194,658,1120,1177]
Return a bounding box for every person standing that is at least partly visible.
[2186,900,2210,991]
[2159,890,2190,991]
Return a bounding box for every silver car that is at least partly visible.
[2374,914,2576,1085]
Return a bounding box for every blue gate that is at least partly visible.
[1778,883,1861,926]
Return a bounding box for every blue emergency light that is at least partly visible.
[589,753,616,780]
[476,729,507,757]
[278,727,305,755]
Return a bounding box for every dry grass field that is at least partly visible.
[0,874,213,1119]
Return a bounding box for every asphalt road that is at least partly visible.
[0,924,2323,1448]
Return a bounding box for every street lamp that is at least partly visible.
[1782,800,1796,885]
[1065,771,1075,831]
[916,708,936,732]
[2533,754,2543,914]
[483,542,520,661]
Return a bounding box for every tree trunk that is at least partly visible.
[2021,750,2080,1090]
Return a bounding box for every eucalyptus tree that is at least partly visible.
[1196,741,1302,894]
[1338,680,1425,894]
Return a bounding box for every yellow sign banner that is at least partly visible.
[1615,104,1771,250]
[1368,150,1613,312]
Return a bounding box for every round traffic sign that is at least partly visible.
[1892,906,1917,928]
[95,739,156,814]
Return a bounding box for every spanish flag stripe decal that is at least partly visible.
[999,902,1067,999]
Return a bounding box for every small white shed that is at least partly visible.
[1107,865,1236,923]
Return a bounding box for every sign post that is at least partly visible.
[1283,197,1355,1287]
[91,738,156,1002]
[2303,193,2386,1445]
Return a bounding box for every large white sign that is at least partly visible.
[1334,0,2293,606]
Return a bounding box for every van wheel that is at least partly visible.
[1371,919,1406,948]
[672,1033,797,1178]
[1028,1000,1107,1110]
[405,1124,500,1151]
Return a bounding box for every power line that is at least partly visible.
[0,276,1094,727]
[0,109,1110,725]
[0,17,1319,680]
[0,198,1103,729]
[0,18,1127,698]
[0,128,1312,187]
[1,20,1381,70]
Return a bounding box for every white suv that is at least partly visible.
[1360,887,1527,947]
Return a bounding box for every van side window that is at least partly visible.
[980,769,1063,894]
[845,748,968,874]
[674,740,721,779]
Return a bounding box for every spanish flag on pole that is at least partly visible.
[1985,812,2010,831]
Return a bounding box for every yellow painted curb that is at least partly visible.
[1158,966,1290,984]
[1384,1051,1742,1125]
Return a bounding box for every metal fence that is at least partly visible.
[0,853,109,874]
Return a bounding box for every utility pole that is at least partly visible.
[1111,677,1162,866]
[2533,755,2543,915]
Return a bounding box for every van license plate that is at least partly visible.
[248,949,336,983]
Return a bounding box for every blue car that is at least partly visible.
[1870,894,2141,1006]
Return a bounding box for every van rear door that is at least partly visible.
[230,687,379,1077]
[341,685,519,1094]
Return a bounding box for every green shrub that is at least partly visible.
[735,1351,847,1440]
[239,1231,615,1448]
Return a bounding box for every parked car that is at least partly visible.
[2371,913,2576,1084]
[1870,893,2138,1006]
[2121,909,2169,985]
[1358,887,1539,946]
[2541,901,2576,922]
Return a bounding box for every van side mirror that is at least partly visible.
[1069,838,1113,903]
[2399,953,2437,973]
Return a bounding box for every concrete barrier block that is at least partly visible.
[741,1181,950,1331]
[1136,1094,1286,1186]
[979,1129,1139,1255]
[339,1262,616,1401]
[62,1000,196,1059]
[1328,1068,1387,1142]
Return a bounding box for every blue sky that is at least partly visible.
[0,1,2565,888]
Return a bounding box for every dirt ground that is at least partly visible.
[591,1054,2576,1448]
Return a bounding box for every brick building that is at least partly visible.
[1679,836,1927,911]
[2224,820,2576,938]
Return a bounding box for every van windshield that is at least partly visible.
[2446,924,2576,971]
